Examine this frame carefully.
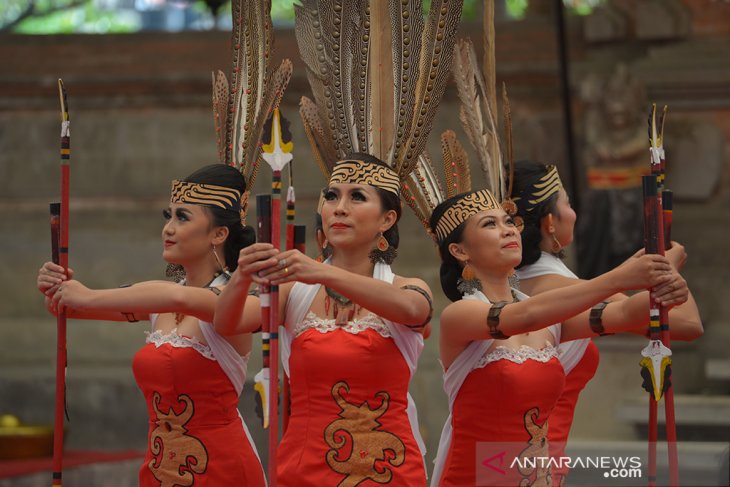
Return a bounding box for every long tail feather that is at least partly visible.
[387,0,423,165]
[441,130,470,198]
[395,0,464,177]
[212,71,230,164]
[300,96,339,178]
[501,82,513,201]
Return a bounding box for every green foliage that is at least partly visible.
[505,0,529,20]
[1,0,138,34]
[2,0,602,34]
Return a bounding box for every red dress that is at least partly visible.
[133,329,265,487]
[516,252,602,484]
[548,340,600,485]
[277,312,426,486]
[438,345,565,487]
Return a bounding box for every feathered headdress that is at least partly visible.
[294,0,464,200]
[211,0,293,222]
[404,2,522,243]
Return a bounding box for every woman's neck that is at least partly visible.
[330,246,376,277]
[539,237,554,255]
[475,268,514,302]
[183,260,219,288]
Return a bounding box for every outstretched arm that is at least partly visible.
[51,279,220,322]
[524,273,702,341]
[441,254,675,345]
[257,249,432,331]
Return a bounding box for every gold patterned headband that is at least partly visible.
[435,189,501,243]
[170,180,243,212]
[328,160,401,196]
[513,164,563,214]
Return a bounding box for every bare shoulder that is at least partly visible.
[392,275,433,296]
[441,299,489,328]
[278,281,297,302]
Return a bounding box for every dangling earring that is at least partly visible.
[457,261,482,295]
[317,238,333,262]
[212,244,229,276]
[369,233,397,265]
[165,263,186,282]
[551,233,562,254]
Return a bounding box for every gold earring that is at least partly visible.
[212,244,226,273]
[551,234,562,254]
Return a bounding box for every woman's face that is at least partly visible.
[450,208,522,273]
[320,183,396,250]
[161,203,217,265]
[552,189,577,247]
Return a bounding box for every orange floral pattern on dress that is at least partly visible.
[324,381,406,486]
[518,407,552,487]
[148,392,208,487]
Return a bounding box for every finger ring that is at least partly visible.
[284,267,289,275]
[279,258,287,268]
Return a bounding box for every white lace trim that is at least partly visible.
[145,329,216,361]
[474,344,558,369]
[293,311,392,338]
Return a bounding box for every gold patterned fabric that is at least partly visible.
[170,180,242,212]
[434,189,501,243]
[513,164,563,214]
[328,160,401,196]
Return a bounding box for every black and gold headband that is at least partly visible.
[434,189,501,243]
[170,180,243,212]
[513,164,563,214]
[328,160,401,196]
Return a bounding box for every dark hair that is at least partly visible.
[340,152,402,250]
[509,160,560,269]
[429,192,473,302]
[182,164,256,270]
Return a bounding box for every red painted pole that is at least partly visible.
[52,79,70,487]
[269,171,282,487]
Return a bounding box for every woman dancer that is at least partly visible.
[38,164,266,486]
[215,155,433,486]
[428,187,689,487]
[511,160,702,485]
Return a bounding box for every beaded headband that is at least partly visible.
[434,189,501,243]
[513,164,563,214]
[170,180,242,212]
[328,160,401,196]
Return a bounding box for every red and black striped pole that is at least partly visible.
[260,107,293,486]
[642,104,679,487]
[255,194,274,480]
[52,78,71,487]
